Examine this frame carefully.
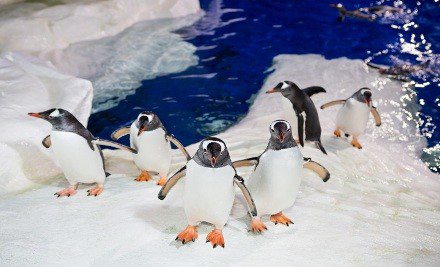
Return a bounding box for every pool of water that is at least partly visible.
[89,0,439,171]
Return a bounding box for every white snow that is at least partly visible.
[0,55,439,265]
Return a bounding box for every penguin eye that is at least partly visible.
[203,149,207,154]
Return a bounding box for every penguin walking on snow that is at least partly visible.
[158,137,257,248]
[266,81,328,154]
[232,120,330,232]
[111,111,191,186]
[320,87,382,149]
[29,108,136,197]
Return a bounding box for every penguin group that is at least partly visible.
[28,81,382,248]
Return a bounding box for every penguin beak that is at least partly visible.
[210,156,217,167]
[277,132,285,142]
[137,125,146,136]
[266,88,278,94]
[28,112,42,118]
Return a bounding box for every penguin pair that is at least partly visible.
[321,88,382,149]
[29,108,136,197]
[111,111,190,186]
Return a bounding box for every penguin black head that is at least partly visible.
[354,88,373,105]
[28,108,76,128]
[330,3,345,10]
[266,81,300,97]
[136,111,163,136]
[196,137,230,168]
[269,120,293,143]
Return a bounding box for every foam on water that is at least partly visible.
[1,55,438,265]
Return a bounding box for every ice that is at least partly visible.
[0,52,92,195]
[0,55,438,265]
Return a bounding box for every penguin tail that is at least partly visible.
[316,140,327,155]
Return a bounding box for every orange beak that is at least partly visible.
[137,125,146,136]
[278,133,285,142]
[210,157,217,167]
[28,112,42,118]
[266,88,277,94]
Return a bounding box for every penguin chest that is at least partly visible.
[248,147,303,216]
[50,131,105,184]
[130,125,171,175]
[183,160,235,228]
[336,99,370,136]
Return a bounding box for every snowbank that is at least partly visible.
[0,55,438,265]
[0,52,92,195]
[0,0,200,54]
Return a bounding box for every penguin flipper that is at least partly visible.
[233,174,257,217]
[42,135,51,148]
[303,158,330,182]
[158,166,186,200]
[320,100,346,109]
[297,114,305,147]
[111,126,130,140]
[315,140,327,155]
[92,138,137,154]
[232,157,259,169]
[370,106,382,126]
[302,86,326,97]
[166,134,191,161]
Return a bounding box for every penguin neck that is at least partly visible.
[267,136,296,151]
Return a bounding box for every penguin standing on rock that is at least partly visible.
[28,108,136,197]
[111,111,190,186]
[320,88,382,149]
[232,120,330,232]
[158,137,257,248]
[266,81,328,154]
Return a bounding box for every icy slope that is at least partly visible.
[0,55,438,265]
[0,52,92,195]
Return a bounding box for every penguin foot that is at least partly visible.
[156,176,167,187]
[206,229,225,248]
[135,170,152,182]
[351,139,363,149]
[176,225,198,244]
[54,187,77,198]
[334,129,341,137]
[251,218,267,233]
[270,212,293,226]
[87,185,103,196]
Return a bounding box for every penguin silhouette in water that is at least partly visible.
[266,81,328,154]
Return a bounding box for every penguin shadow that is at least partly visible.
[321,135,354,154]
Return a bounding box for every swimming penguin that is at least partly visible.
[367,60,432,81]
[330,3,375,22]
[28,108,136,197]
[266,81,328,154]
[320,88,382,149]
[158,137,257,248]
[232,120,330,232]
[111,111,191,186]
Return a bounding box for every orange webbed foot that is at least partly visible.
[176,225,198,244]
[351,138,363,149]
[334,129,341,137]
[251,218,267,233]
[156,176,167,186]
[54,187,77,198]
[87,185,103,196]
[270,212,293,226]
[206,229,225,248]
[135,170,152,182]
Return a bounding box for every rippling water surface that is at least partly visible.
[89,0,439,172]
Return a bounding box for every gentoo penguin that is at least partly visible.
[232,120,330,232]
[367,60,432,81]
[28,108,136,197]
[158,137,257,248]
[320,88,382,149]
[266,81,328,154]
[111,111,190,186]
[330,3,375,22]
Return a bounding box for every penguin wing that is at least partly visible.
[370,106,382,126]
[232,156,260,169]
[92,138,137,154]
[42,135,51,148]
[303,157,330,182]
[297,113,305,147]
[302,86,326,97]
[111,126,130,140]
[166,134,191,161]
[233,174,257,217]
[320,100,346,109]
[158,166,186,200]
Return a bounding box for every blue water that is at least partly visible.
[89,0,439,170]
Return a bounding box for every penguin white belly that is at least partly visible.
[248,147,303,217]
[50,131,105,185]
[336,99,370,136]
[183,160,235,229]
[130,124,172,176]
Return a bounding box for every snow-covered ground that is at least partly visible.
[1,55,438,265]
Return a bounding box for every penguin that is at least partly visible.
[320,88,382,149]
[266,81,328,154]
[359,5,403,16]
[111,111,191,186]
[158,137,257,248]
[28,108,136,197]
[367,60,432,81]
[330,3,375,22]
[232,120,330,232]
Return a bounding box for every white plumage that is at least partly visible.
[336,98,371,136]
